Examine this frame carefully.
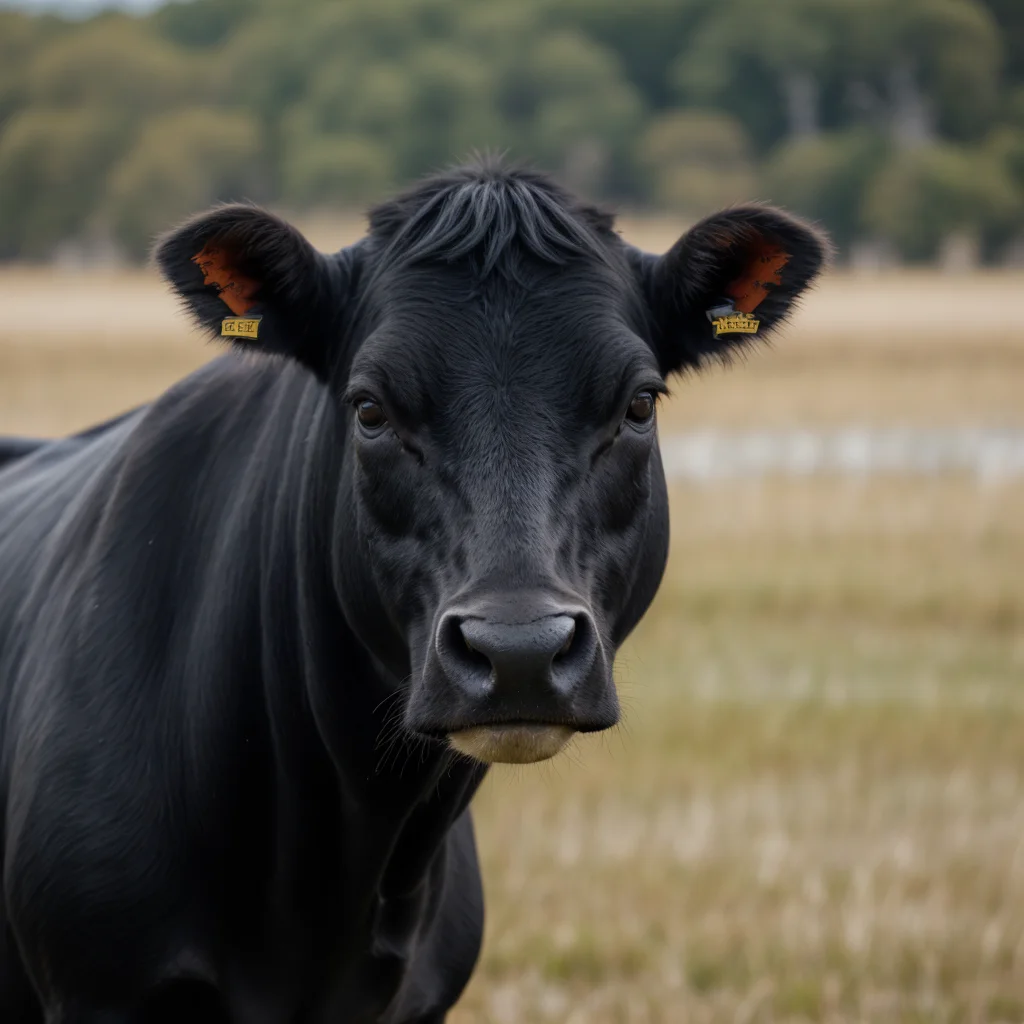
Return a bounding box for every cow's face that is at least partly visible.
[343,256,668,763]
[157,168,828,764]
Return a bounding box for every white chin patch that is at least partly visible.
[448,724,575,764]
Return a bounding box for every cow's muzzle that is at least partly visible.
[410,599,618,764]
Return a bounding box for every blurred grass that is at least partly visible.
[659,333,1024,431]
[1,266,1023,1022]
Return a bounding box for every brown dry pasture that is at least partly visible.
[2,259,1023,1023]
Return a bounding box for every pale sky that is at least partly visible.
[1,0,167,15]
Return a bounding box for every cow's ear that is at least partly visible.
[154,204,350,379]
[632,205,831,376]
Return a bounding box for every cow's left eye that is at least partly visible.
[356,399,388,432]
[626,391,655,424]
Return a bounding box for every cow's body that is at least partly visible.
[0,163,826,1022]
[0,357,484,1023]
[0,438,46,468]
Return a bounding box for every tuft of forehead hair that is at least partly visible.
[366,161,622,280]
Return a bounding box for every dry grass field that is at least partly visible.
[1,257,1023,1023]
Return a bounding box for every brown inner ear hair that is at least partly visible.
[724,240,790,314]
[191,243,261,316]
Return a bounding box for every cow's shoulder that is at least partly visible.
[0,353,321,761]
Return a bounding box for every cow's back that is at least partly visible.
[0,357,304,692]
[0,355,320,1005]
[0,412,142,695]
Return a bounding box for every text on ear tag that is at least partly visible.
[710,312,760,338]
[706,302,760,338]
[221,316,262,339]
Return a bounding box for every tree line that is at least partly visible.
[1,0,1022,263]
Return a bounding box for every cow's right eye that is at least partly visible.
[625,391,656,425]
[356,399,388,432]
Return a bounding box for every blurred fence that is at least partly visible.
[661,427,1024,483]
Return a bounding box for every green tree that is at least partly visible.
[282,134,394,208]
[27,16,199,120]
[862,143,1020,260]
[153,0,254,49]
[215,11,313,123]
[839,0,1002,143]
[0,107,125,259]
[388,44,502,178]
[0,17,207,258]
[671,0,1002,152]
[0,0,1021,262]
[498,31,644,194]
[762,129,887,250]
[638,110,756,217]
[671,0,837,151]
[547,0,710,110]
[980,0,1024,84]
[982,124,1024,255]
[103,107,263,259]
[0,12,68,129]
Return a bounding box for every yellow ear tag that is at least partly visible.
[221,316,262,340]
[711,312,760,338]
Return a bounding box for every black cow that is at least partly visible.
[0,439,44,467]
[0,162,826,1023]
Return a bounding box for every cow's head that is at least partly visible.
[156,164,828,765]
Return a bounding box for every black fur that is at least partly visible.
[0,161,827,1023]
[367,160,617,276]
[0,438,46,468]
[154,203,350,377]
[633,203,831,372]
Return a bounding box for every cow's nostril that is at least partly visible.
[440,615,492,675]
